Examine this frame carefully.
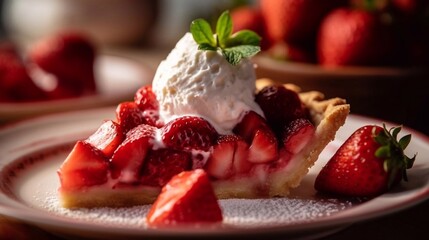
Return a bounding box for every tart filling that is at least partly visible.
[58,78,349,208]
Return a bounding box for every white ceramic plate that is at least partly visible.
[0,109,428,239]
[0,55,154,123]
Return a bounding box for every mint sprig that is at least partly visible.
[190,10,261,65]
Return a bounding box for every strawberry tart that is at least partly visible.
[57,11,350,208]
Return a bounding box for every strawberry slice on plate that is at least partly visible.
[146,169,223,227]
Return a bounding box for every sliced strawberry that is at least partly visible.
[85,120,125,158]
[146,169,223,226]
[248,128,279,163]
[161,116,218,151]
[232,139,252,174]
[134,85,159,111]
[233,111,268,143]
[255,85,306,132]
[115,101,146,133]
[58,141,109,191]
[110,124,157,182]
[205,134,252,179]
[140,149,192,187]
[233,111,278,164]
[282,118,315,154]
[205,135,236,179]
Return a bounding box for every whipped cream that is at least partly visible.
[152,33,264,134]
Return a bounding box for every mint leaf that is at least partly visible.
[216,10,233,48]
[222,45,261,65]
[198,43,217,51]
[190,10,261,65]
[222,50,242,66]
[190,19,216,47]
[226,30,261,47]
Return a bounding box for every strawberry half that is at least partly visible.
[248,128,278,163]
[205,135,250,179]
[140,149,192,187]
[115,102,147,133]
[58,141,109,191]
[282,118,315,154]
[233,110,269,143]
[315,124,416,198]
[110,124,157,182]
[146,169,223,226]
[161,116,218,151]
[233,111,278,163]
[134,85,159,111]
[85,120,125,158]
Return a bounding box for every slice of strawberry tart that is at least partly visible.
[57,11,350,208]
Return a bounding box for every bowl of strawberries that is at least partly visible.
[231,0,429,135]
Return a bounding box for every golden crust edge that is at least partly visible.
[256,78,350,197]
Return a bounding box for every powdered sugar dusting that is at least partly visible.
[40,193,352,228]
[6,142,354,231]
[220,198,352,227]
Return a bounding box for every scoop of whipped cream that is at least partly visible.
[152,32,264,134]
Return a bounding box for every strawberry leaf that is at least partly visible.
[375,124,417,187]
[399,134,411,149]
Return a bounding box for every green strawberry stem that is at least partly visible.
[190,10,261,65]
[374,124,416,188]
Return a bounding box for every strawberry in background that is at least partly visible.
[390,0,429,66]
[28,31,97,99]
[0,42,47,102]
[0,32,98,102]
[230,6,273,50]
[257,0,347,63]
[317,1,400,67]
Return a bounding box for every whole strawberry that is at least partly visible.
[260,0,346,44]
[317,6,399,67]
[315,124,416,198]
